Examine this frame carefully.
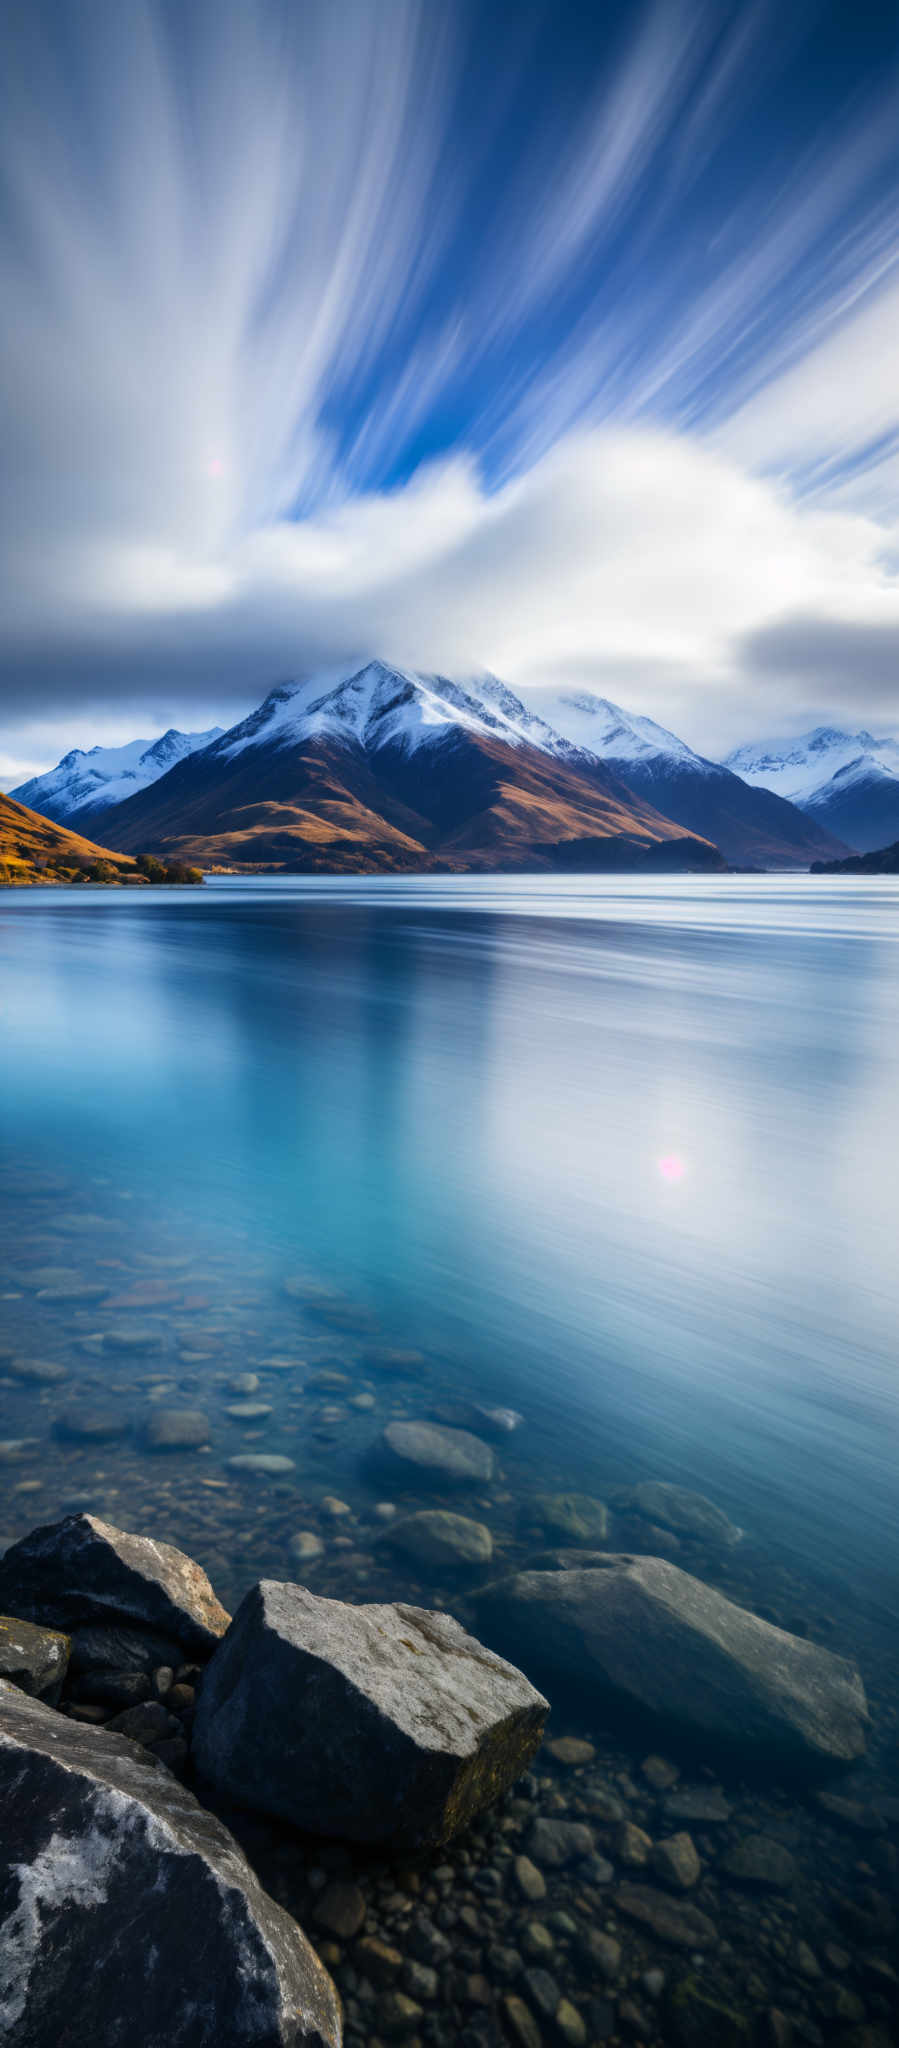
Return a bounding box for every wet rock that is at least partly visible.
[652,1832,701,1889]
[722,1835,797,1890]
[527,1819,594,1868]
[474,1555,867,1768]
[377,1420,494,1488]
[502,1994,542,2048]
[578,1929,621,1979]
[226,1453,295,1475]
[0,1615,69,1704]
[0,1679,341,2046]
[0,1514,229,1658]
[667,1977,752,2045]
[357,1935,403,1984]
[384,1510,494,1569]
[555,2001,587,2047]
[7,1356,68,1383]
[104,1699,182,1747]
[225,1401,273,1421]
[533,1495,609,1544]
[615,1883,719,1948]
[192,1578,547,1849]
[68,1623,184,1675]
[363,1346,427,1377]
[546,1736,595,1766]
[618,1821,653,1867]
[290,1531,326,1566]
[56,1408,131,1443]
[642,1753,680,1790]
[102,1328,166,1353]
[313,1880,367,1938]
[514,1855,547,1901]
[620,1481,743,1547]
[663,1786,731,1825]
[68,1669,151,1710]
[228,1372,260,1394]
[144,1408,210,1451]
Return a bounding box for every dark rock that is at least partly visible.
[0,1615,69,1705]
[104,1699,181,1747]
[56,1409,131,1443]
[474,1555,867,1768]
[615,1883,719,1948]
[618,1482,743,1547]
[143,1408,210,1451]
[382,1511,493,1568]
[376,1420,494,1487]
[192,1579,547,1849]
[663,1786,731,1825]
[313,1881,367,1939]
[668,1977,752,2045]
[0,1514,229,1658]
[68,1669,151,1710]
[0,1678,341,2045]
[652,1832,701,1890]
[526,1819,594,1868]
[721,1835,797,1889]
[532,1495,608,1544]
[68,1623,184,1675]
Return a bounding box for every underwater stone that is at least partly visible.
[474,1554,868,1769]
[376,1420,494,1487]
[383,1510,494,1568]
[0,1514,229,1658]
[192,1579,547,1849]
[0,1678,342,2047]
[619,1482,743,1547]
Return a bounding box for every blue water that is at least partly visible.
[1,874,898,1637]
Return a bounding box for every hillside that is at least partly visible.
[0,791,140,884]
[810,839,899,875]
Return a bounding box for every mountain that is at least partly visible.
[724,728,899,854]
[526,693,849,869]
[0,791,138,884]
[12,726,223,829]
[95,661,724,873]
[810,838,899,875]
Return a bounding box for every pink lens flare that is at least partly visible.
[658,1153,686,1182]
[207,456,225,478]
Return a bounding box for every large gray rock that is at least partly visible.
[193,1580,547,1849]
[0,1617,69,1705]
[0,1515,229,1659]
[0,1680,341,2047]
[617,1482,743,1548]
[376,1420,494,1487]
[475,1555,867,1770]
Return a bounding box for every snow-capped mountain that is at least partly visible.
[724,728,899,853]
[94,660,721,875]
[12,726,223,828]
[213,660,586,766]
[524,690,848,869]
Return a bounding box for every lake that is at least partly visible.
[4,871,899,2032]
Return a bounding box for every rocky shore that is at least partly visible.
[1,1510,896,2048]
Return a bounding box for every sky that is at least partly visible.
[2,0,899,784]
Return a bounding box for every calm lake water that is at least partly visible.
[1,873,898,1646]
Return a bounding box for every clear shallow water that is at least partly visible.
[1,874,898,1643]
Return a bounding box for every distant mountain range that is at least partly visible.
[725,728,899,854]
[14,726,223,827]
[10,664,861,873]
[811,838,899,875]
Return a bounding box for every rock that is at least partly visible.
[313,1880,367,1938]
[192,1579,547,1849]
[0,1514,229,1658]
[618,1821,653,1867]
[377,1420,494,1487]
[721,1835,797,1889]
[68,1623,184,1675]
[621,1482,743,1547]
[289,1531,325,1566]
[555,2001,587,2047]
[615,1883,719,1948]
[502,1994,543,2048]
[225,1402,273,1420]
[663,1786,731,1825]
[578,1929,621,1979]
[101,1327,165,1352]
[527,1819,594,1868]
[363,1347,427,1376]
[652,1833,701,1889]
[144,1408,210,1451]
[667,1978,752,2046]
[377,1990,422,2037]
[357,1936,403,1985]
[514,1855,547,1901]
[546,1736,595,1766]
[474,1555,867,1768]
[7,1356,68,1383]
[0,1616,69,1704]
[56,1409,131,1443]
[228,1373,260,1394]
[104,1699,182,1747]
[384,1510,494,1569]
[68,1669,152,1710]
[0,1679,341,2046]
[226,1453,295,1475]
[533,1495,609,1544]
[320,1497,351,1520]
[642,1754,680,1790]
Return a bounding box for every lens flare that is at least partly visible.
[658,1153,686,1182]
[207,456,225,479]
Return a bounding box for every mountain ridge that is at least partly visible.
[724,726,899,854]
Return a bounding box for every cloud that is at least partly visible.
[2,0,899,779]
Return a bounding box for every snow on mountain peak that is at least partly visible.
[724,727,899,804]
[524,690,707,771]
[12,725,224,823]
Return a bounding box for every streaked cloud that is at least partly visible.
[1,0,898,777]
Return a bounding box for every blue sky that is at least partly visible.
[2,0,899,779]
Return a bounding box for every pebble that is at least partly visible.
[618,1821,653,1867]
[289,1531,325,1564]
[226,1454,295,1474]
[651,1831,701,1890]
[546,1737,595,1768]
[320,1496,352,1519]
[144,1409,210,1450]
[502,1993,543,2048]
[722,1836,797,1891]
[224,1402,273,1420]
[555,2000,586,2046]
[527,1819,594,1868]
[513,1856,546,1902]
[313,1881,367,1938]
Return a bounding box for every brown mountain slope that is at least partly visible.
[0,791,139,884]
[98,727,723,872]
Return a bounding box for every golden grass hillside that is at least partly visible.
[0,790,142,884]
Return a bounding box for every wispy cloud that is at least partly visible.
[2,0,899,775]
